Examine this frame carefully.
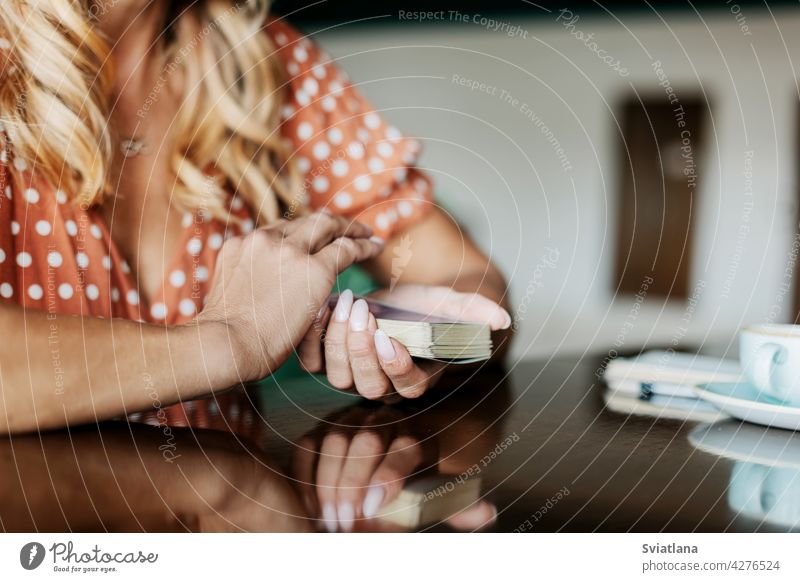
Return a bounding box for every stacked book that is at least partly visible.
[602,351,742,422]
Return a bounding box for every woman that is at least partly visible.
[0,0,510,434]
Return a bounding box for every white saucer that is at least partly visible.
[694,382,800,432]
[689,420,800,469]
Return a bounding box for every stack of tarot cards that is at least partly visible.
[375,475,482,528]
[330,295,492,363]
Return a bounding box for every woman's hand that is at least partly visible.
[0,211,382,435]
[197,211,383,384]
[290,406,496,532]
[298,284,511,400]
[293,408,428,532]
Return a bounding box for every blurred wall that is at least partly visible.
[312,7,800,361]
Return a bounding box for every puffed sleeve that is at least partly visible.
[266,19,434,240]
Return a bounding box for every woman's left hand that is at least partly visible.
[290,405,497,532]
[297,284,511,400]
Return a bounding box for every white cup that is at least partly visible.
[740,324,800,405]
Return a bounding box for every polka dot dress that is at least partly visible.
[268,19,433,240]
[0,178,248,325]
[0,18,433,430]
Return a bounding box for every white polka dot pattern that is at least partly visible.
[58,283,73,300]
[24,188,39,204]
[85,284,99,301]
[47,251,62,267]
[169,270,186,288]
[16,252,31,268]
[268,19,433,239]
[151,302,168,320]
[126,289,139,306]
[28,284,43,300]
[179,298,196,316]
[0,18,433,334]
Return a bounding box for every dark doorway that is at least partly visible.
[614,96,706,299]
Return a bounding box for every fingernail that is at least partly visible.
[362,485,385,519]
[350,299,369,332]
[334,289,354,322]
[369,236,385,246]
[322,503,337,533]
[373,330,396,362]
[319,207,333,216]
[502,310,512,330]
[338,501,355,532]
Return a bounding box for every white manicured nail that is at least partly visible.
[334,289,354,322]
[374,330,396,362]
[362,485,385,519]
[338,502,355,532]
[322,503,337,533]
[349,299,369,332]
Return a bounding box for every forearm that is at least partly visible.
[0,425,294,531]
[0,426,205,531]
[365,208,510,307]
[0,304,236,434]
[433,266,508,308]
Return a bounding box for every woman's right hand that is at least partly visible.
[197,211,383,383]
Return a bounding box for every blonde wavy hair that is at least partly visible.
[0,0,301,222]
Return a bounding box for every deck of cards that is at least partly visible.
[329,295,492,363]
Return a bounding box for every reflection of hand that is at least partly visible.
[298,285,510,400]
[290,406,497,532]
[291,407,429,532]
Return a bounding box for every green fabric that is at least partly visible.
[254,265,377,389]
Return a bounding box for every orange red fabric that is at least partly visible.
[0,19,433,324]
[0,19,433,431]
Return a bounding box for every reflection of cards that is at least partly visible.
[375,475,482,529]
[328,295,492,363]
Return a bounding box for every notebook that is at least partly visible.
[603,351,742,385]
[328,295,492,363]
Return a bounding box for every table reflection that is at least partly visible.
[689,421,800,530]
[0,394,308,532]
[289,380,511,532]
[0,373,511,533]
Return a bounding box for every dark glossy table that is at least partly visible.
[2,354,797,532]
